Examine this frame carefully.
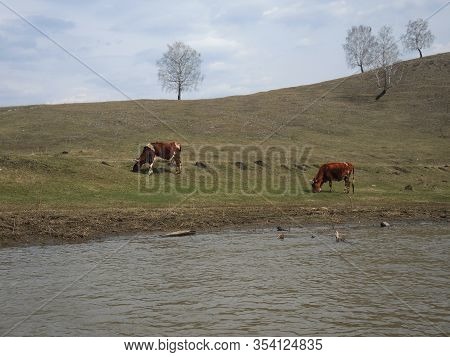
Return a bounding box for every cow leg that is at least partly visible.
[148,159,155,175]
[344,176,350,193]
[329,181,332,192]
[144,150,154,175]
[174,151,181,174]
[168,153,176,167]
[175,159,181,174]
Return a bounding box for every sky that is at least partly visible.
[0,0,449,106]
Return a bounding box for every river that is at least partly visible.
[0,221,448,336]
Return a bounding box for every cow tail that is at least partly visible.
[352,166,355,194]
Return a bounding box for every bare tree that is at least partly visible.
[157,41,203,100]
[401,18,434,58]
[372,26,401,100]
[343,25,377,73]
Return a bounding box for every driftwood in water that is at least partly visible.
[163,230,196,237]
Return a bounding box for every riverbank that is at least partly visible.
[1,203,447,248]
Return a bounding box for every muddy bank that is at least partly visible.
[0,204,448,248]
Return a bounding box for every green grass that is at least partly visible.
[0,152,447,211]
[0,53,449,211]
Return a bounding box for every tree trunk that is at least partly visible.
[177,82,182,100]
[375,89,386,101]
[418,48,422,58]
[359,64,364,73]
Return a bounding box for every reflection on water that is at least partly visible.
[0,221,449,336]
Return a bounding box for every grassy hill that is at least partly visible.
[0,53,449,213]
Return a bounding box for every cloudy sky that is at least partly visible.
[0,0,449,106]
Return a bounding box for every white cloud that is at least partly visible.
[46,88,100,104]
[296,37,312,47]
[3,77,42,96]
[326,1,352,17]
[262,3,307,20]
[262,1,352,21]
[262,6,280,17]
[190,35,241,51]
[208,61,230,71]
[430,41,450,54]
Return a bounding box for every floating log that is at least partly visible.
[163,230,196,237]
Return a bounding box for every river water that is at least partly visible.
[0,221,449,336]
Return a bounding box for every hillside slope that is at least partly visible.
[1,53,449,160]
[0,53,449,208]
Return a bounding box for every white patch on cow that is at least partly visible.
[146,143,155,151]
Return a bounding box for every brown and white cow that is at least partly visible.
[132,141,181,175]
[311,162,354,193]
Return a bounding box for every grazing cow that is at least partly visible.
[311,162,354,193]
[132,141,181,174]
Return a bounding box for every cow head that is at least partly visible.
[311,178,322,193]
[131,159,140,172]
[131,145,153,172]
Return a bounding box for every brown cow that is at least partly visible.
[132,142,181,175]
[311,162,354,193]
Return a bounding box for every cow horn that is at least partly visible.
[134,158,139,162]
